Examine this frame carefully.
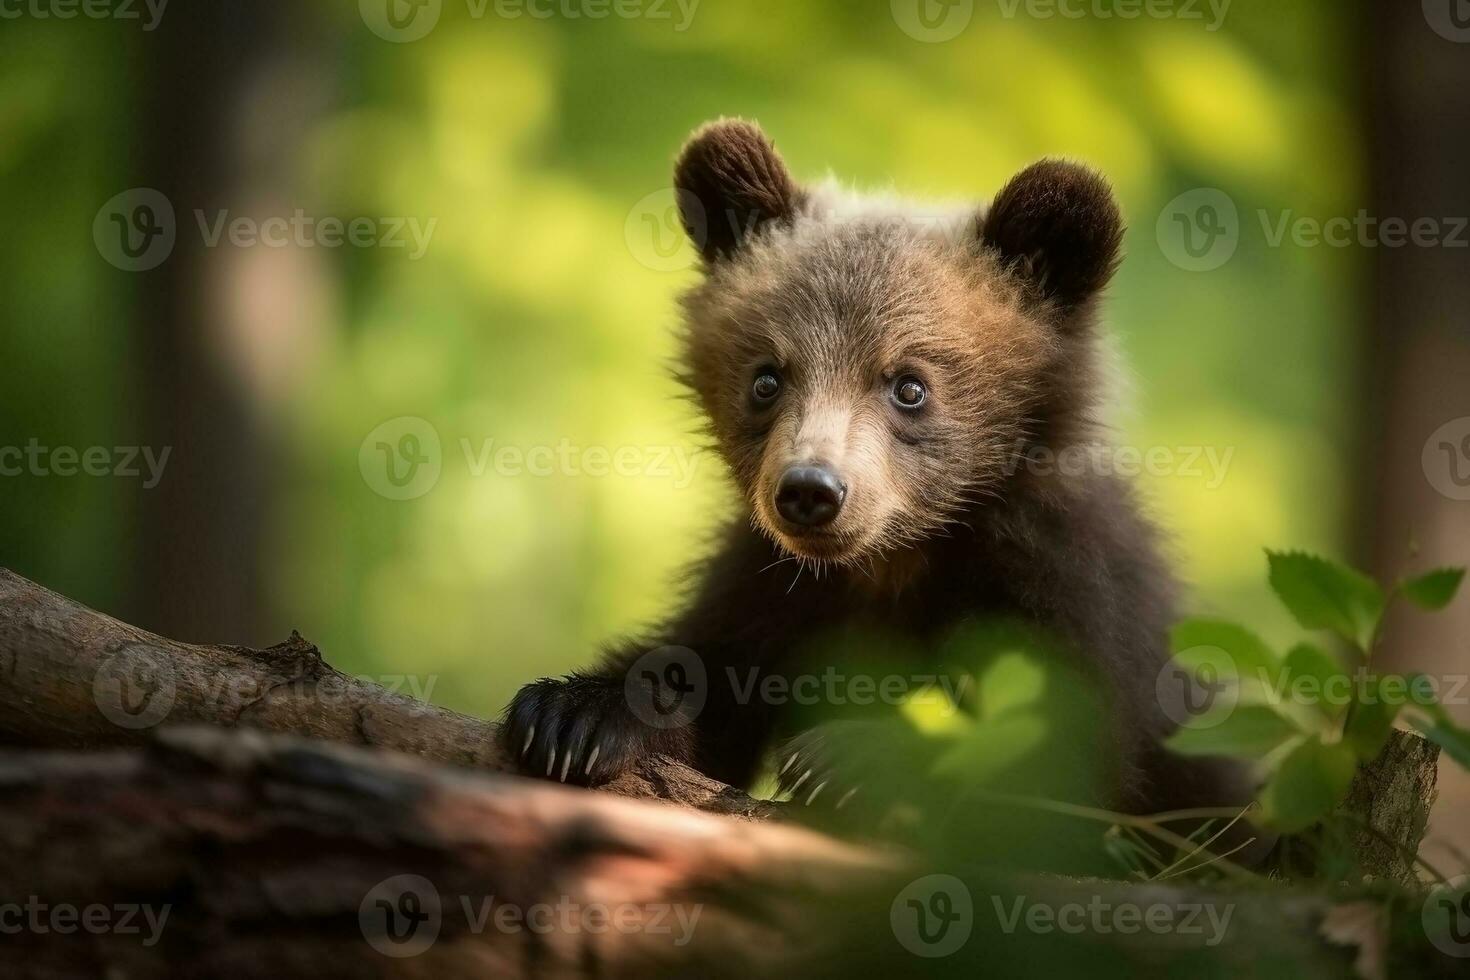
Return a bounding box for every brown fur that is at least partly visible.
[501,120,1251,824]
[673,118,803,261]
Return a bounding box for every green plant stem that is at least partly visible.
[1153,807,1253,880]
[1158,837,1258,880]
[958,790,1261,883]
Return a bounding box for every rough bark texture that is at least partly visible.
[0,727,886,979]
[1341,729,1441,888]
[7,727,1462,980]
[0,567,1458,978]
[0,567,772,818]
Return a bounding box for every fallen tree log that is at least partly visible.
[0,567,1459,978]
[0,567,1439,861]
[0,568,771,818]
[3,727,1459,979]
[0,727,889,978]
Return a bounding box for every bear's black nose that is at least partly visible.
[775,465,846,527]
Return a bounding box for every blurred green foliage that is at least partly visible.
[0,1,1362,720]
[1165,552,1467,837]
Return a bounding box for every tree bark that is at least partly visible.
[0,566,771,818]
[3,727,1451,979]
[1341,729,1441,888]
[0,727,885,978]
[0,566,1458,978]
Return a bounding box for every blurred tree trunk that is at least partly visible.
[1361,1,1470,865]
[131,3,329,644]
[131,3,274,643]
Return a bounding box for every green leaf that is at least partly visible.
[1170,619,1279,679]
[977,652,1046,719]
[1266,551,1385,649]
[1399,567,1466,611]
[1343,675,1404,760]
[1256,735,1358,833]
[932,712,1047,783]
[1279,643,1350,722]
[1165,705,1302,758]
[1409,710,1470,771]
[1404,672,1440,709]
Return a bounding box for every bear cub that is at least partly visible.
[501,118,1247,818]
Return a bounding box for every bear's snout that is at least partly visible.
[774,464,846,527]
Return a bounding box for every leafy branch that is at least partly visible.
[1164,551,1466,835]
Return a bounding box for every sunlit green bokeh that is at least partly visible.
[0,1,1360,720]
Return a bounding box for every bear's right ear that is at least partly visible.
[979,160,1123,317]
[674,119,799,263]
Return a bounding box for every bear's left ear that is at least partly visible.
[979,160,1123,316]
[674,119,800,263]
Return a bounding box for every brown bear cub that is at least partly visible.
[502,119,1247,818]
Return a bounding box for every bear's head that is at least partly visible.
[674,119,1123,567]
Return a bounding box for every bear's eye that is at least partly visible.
[892,376,927,409]
[752,371,782,405]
